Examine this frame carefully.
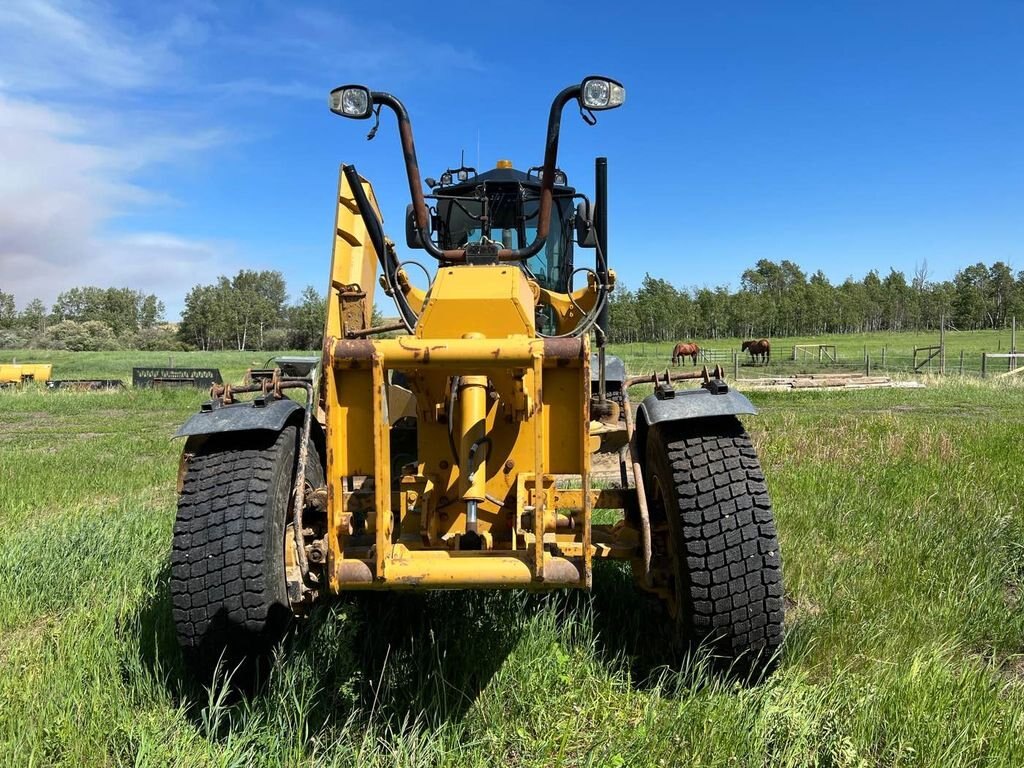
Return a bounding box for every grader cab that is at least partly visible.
[171,77,783,681]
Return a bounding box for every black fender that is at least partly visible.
[175,398,327,471]
[634,388,757,466]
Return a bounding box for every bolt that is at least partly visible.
[440,459,449,470]
[504,459,515,473]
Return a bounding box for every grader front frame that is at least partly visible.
[170,76,783,682]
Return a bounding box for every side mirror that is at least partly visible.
[328,85,374,119]
[575,200,597,248]
[579,77,625,111]
[406,204,424,249]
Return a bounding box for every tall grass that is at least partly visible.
[1,379,1023,765]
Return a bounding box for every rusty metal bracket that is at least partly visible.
[623,392,652,584]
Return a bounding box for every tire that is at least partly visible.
[643,416,783,677]
[170,424,313,681]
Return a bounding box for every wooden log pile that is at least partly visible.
[736,373,925,391]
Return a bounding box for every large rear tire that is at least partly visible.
[170,425,317,681]
[643,416,784,677]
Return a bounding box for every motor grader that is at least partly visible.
[170,76,783,681]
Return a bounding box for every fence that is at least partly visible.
[616,343,1022,382]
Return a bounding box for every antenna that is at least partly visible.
[460,148,465,168]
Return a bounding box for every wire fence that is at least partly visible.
[615,345,1024,381]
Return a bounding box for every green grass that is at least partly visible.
[2,369,1024,765]
[0,349,311,385]
[612,329,1021,378]
[6,327,1021,386]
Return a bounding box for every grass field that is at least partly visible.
[614,329,1023,378]
[1,355,1024,765]
[4,327,1022,385]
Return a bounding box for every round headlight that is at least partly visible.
[328,85,373,119]
[580,77,625,111]
[342,89,368,117]
[583,79,610,109]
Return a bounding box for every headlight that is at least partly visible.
[580,77,625,111]
[328,85,373,119]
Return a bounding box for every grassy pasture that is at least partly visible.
[4,327,1021,385]
[613,329,1021,378]
[1,358,1023,765]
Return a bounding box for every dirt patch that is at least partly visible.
[1004,583,1020,610]
[0,614,57,665]
[784,595,822,625]
[1002,655,1024,681]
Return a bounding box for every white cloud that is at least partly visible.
[0,0,168,91]
[0,2,234,313]
[0,1,484,317]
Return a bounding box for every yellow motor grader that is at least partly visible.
[171,76,783,680]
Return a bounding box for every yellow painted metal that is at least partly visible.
[458,374,488,504]
[319,172,637,594]
[326,167,381,336]
[0,363,52,384]
[323,168,381,592]
[372,355,394,579]
[335,550,582,588]
[417,266,535,339]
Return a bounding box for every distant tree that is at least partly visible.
[228,270,287,350]
[52,286,164,335]
[18,299,48,334]
[287,286,327,349]
[953,263,991,329]
[178,284,226,350]
[0,290,15,329]
[178,270,288,350]
[988,262,1016,327]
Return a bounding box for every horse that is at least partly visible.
[741,338,771,365]
[671,342,701,366]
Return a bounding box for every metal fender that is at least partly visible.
[175,398,303,439]
[635,388,758,459]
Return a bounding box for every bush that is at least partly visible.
[261,328,289,351]
[129,325,188,351]
[0,330,31,349]
[43,320,120,351]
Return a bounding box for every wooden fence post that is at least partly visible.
[982,353,987,378]
[959,350,964,375]
[881,346,886,368]
[865,354,870,377]
[939,315,946,375]
[733,351,739,380]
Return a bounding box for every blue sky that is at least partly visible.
[1,1,1022,317]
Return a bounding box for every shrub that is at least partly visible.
[43,320,120,351]
[129,325,188,351]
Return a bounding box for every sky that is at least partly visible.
[0,1,1022,318]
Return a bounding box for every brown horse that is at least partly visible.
[671,342,701,366]
[742,338,771,365]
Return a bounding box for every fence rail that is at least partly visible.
[621,345,1020,382]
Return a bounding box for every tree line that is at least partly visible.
[177,271,327,351]
[3,259,1021,351]
[0,286,173,351]
[607,259,1024,343]
[0,273,327,352]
